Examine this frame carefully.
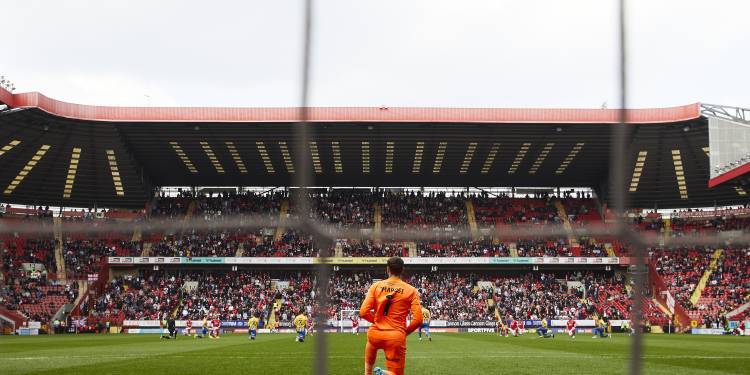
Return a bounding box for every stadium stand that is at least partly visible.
[2,192,748,333]
[0,93,749,339]
[0,271,78,323]
[693,248,750,326]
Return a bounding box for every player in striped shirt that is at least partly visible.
[248,314,259,340]
[418,306,431,342]
[294,311,308,343]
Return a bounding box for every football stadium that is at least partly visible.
[1,1,750,375]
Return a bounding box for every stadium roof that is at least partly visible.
[0,89,745,209]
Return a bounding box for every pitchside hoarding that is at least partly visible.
[123,319,624,329]
[109,256,621,265]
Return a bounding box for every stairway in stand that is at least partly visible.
[373,202,382,245]
[663,217,672,240]
[465,199,479,240]
[141,242,152,256]
[53,217,65,280]
[553,200,579,255]
[274,200,290,242]
[689,249,724,305]
[406,242,417,257]
[179,200,197,237]
[131,226,142,242]
[652,298,673,317]
[235,242,245,257]
[509,243,519,257]
[604,243,617,257]
[70,279,89,313]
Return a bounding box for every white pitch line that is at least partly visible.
[3,354,748,361]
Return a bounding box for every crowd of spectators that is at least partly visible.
[632,213,750,237]
[649,245,750,327]
[516,239,568,257]
[4,192,750,332]
[0,271,78,322]
[8,194,750,281]
[309,190,375,227]
[493,272,593,321]
[151,191,284,220]
[473,196,562,226]
[180,271,314,323]
[88,272,182,321]
[670,216,750,236]
[150,231,247,258]
[380,192,466,229]
[564,199,602,225]
[85,269,660,326]
[651,247,712,309]
[90,271,313,325]
[416,240,510,257]
[1,239,56,272]
[240,230,316,257]
[695,248,750,325]
[145,192,617,258]
[63,240,141,276]
[337,240,408,258]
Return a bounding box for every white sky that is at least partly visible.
[4,0,749,108]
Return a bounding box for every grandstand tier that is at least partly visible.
[2,192,748,335]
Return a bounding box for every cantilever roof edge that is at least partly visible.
[2,89,701,124]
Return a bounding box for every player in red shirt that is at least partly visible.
[307,317,315,337]
[733,321,746,336]
[351,315,360,335]
[509,319,519,337]
[566,318,576,339]
[184,319,193,336]
[210,317,221,339]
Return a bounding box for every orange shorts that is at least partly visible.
[365,329,407,372]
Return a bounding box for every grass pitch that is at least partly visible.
[1,333,748,374]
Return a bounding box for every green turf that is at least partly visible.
[1,333,748,374]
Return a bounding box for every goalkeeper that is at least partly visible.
[359,256,423,375]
